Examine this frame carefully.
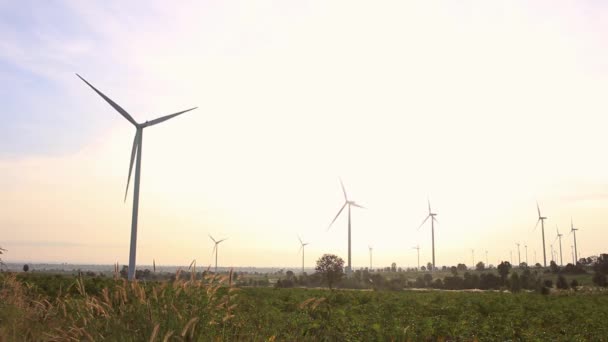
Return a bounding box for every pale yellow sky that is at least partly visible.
[1,1,607,268]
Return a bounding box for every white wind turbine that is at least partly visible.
[569,218,580,264]
[418,199,438,272]
[298,236,309,274]
[554,225,564,266]
[413,245,421,271]
[77,74,197,280]
[209,235,227,273]
[534,202,548,267]
[327,179,365,274]
[368,245,373,270]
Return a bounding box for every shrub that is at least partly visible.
[556,275,569,290]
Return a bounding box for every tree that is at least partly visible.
[427,262,433,271]
[450,266,458,276]
[497,261,512,283]
[457,263,467,272]
[420,266,426,271]
[315,254,345,290]
[391,262,397,272]
[549,260,560,274]
[475,261,485,271]
[22,264,29,272]
[0,247,6,268]
[556,275,569,289]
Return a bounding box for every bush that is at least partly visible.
[544,280,553,288]
[570,279,579,289]
[556,275,569,290]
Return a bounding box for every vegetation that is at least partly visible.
[314,254,345,290]
[2,271,608,340]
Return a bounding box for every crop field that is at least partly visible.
[1,272,608,341]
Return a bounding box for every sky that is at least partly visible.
[1,0,607,269]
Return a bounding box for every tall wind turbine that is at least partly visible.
[554,225,564,266]
[368,245,373,270]
[516,243,521,266]
[298,236,309,274]
[327,179,365,273]
[569,218,580,264]
[209,235,227,273]
[413,245,421,271]
[524,244,528,265]
[77,74,197,281]
[534,202,548,267]
[418,200,438,272]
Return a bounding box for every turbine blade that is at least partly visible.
[537,201,541,218]
[428,199,431,215]
[124,129,140,202]
[418,215,430,230]
[298,235,303,245]
[339,178,348,201]
[432,216,439,225]
[76,74,138,126]
[209,235,216,243]
[327,202,347,231]
[211,244,217,257]
[217,238,227,244]
[144,107,197,127]
[351,202,366,209]
[533,219,540,231]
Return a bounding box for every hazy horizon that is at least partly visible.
[1,1,607,269]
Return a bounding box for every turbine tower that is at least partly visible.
[298,236,309,274]
[516,243,521,266]
[554,225,564,266]
[327,179,365,274]
[570,218,580,264]
[77,74,197,280]
[524,244,528,265]
[418,199,438,272]
[368,245,373,270]
[413,245,421,271]
[209,235,227,273]
[471,249,475,268]
[534,202,548,267]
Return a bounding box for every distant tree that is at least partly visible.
[423,273,433,287]
[391,262,397,272]
[315,254,345,290]
[420,266,426,272]
[556,275,569,289]
[120,265,128,279]
[544,279,553,288]
[570,279,579,289]
[510,272,521,292]
[427,262,433,271]
[442,266,447,271]
[519,262,528,269]
[497,261,512,283]
[22,264,29,272]
[549,260,560,274]
[450,266,458,276]
[457,263,467,272]
[0,247,6,268]
[475,261,485,271]
[286,270,295,279]
[535,263,542,268]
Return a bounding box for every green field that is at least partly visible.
[1,272,608,341]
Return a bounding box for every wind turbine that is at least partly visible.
[77,74,197,281]
[534,202,548,267]
[368,245,373,270]
[413,245,421,271]
[524,244,528,265]
[418,199,438,272]
[298,236,309,274]
[569,218,580,264]
[554,225,564,266]
[571,245,575,264]
[327,179,365,274]
[471,249,475,268]
[516,243,521,266]
[209,235,227,273]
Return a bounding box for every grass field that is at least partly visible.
[2,272,608,341]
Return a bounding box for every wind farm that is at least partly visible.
[2,1,608,340]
